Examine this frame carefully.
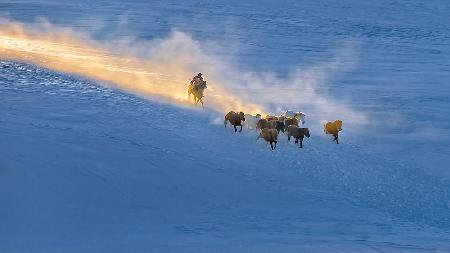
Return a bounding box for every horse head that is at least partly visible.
[335,120,343,131]
[198,81,207,89]
[303,128,310,138]
[239,112,245,121]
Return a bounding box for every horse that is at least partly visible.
[187,81,207,107]
[224,111,246,132]
[257,128,279,150]
[324,120,343,144]
[287,125,310,148]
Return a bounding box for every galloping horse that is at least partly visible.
[187,81,207,107]
[324,120,343,144]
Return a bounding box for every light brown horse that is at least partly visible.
[187,81,207,107]
[324,120,343,144]
[257,128,279,150]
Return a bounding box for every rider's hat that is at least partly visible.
[197,73,202,76]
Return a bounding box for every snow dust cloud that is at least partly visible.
[0,17,365,127]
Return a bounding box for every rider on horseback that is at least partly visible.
[190,73,204,90]
[187,72,207,106]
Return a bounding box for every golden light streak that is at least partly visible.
[0,20,265,115]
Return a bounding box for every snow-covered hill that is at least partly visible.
[1,61,449,252]
[2,0,450,252]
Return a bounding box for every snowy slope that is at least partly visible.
[1,61,450,252]
[2,0,450,252]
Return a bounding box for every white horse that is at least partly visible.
[244,113,262,130]
[284,110,306,125]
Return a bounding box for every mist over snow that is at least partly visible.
[1,1,450,252]
[0,16,367,131]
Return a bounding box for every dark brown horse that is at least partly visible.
[224,111,246,132]
[287,125,310,148]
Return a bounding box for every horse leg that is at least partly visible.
[274,141,277,149]
[334,134,339,144]
[224,119,228,128]
[300,139,303,148]
[239,124,243,132]
[199,98,204,108]
[234,125,237,132]
[270,142,274,150]
[287,134,291,141]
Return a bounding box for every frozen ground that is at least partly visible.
[1,0,450,252]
